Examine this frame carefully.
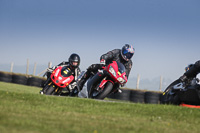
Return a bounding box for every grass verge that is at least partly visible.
[0,82,200,133]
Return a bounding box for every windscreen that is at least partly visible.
[61,66,72,77]
[117,62,126,74]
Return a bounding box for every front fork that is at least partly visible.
[99,79,122,95]
[41,81,52,94]
[87,72,106,96]
[42,82,61,95]
[99,78,114,89]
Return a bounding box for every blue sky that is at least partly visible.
[0,0,200,90]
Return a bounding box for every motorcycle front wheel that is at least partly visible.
[90,81,113,100]
[45,85,55,95]
[161,79,181,105]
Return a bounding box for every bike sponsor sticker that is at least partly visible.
[63,71,68,74]
[63,77,71,83]
[55,69,60,77]
[117,71,121,76]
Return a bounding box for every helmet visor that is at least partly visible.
[122,50,134,60]
[72,61,78,67]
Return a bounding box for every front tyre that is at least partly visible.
[162,92,180,105]
[161,79,181,105]
[45,85,55,95]
[91,82,113,100]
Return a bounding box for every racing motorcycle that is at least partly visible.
[161,75,200,105]
[78,61,128,99]
[41,66,75,95]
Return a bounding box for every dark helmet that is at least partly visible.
[121,44,135,61]
[185,64,193,72]
[68,53,80,68]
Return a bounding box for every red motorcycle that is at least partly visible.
[79,61,128,99]
[42,66,75,95]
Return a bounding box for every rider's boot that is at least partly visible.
[77,64,101,91]
[70,87,79,97]
[40,76,51,94]
[77,71,90,91]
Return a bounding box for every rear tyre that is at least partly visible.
[91,82,113,100]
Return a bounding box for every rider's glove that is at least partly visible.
[47,66,56,72]
[179,75,187,82]
[52,66,56,70]
[100,59,106,65]
[47,68,53,72]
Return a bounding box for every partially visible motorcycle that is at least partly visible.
[41,66,75,95]
[78,61,127,100]
[161,75,200,105]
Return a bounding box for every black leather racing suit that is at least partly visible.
[184,60,200,78]
[100,49,132,79]
[57,61,81,81]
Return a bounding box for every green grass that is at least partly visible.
[0,82,200,133]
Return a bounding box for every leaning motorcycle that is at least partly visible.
[78,61,128,99]
[41,66,75,95]
[161,75,200,105]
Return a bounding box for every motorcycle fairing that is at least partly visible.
[106,61,127,84]
[51,66,74,88]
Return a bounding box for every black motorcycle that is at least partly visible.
[161,76,200,105]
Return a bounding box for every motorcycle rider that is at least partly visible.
[77,44,135,92]
[40,53,81,95]
[180,60,200,81]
